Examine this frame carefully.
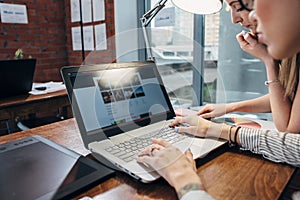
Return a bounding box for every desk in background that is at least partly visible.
[0,90,72,133]
[0,118,298,200]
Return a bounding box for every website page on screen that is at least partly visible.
[72,67,171,132]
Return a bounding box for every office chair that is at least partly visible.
[0,119,13,134]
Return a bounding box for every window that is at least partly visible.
[143,1,269,118]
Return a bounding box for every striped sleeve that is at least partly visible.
[239,128,300,167]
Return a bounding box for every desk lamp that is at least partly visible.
[140,0,223,61]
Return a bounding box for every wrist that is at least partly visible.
[265,59,280,77]
[227,102,237,113]
[263,57,277,66]
[207,122,225,138]
[177,183,205,199]
[230,126,241,146]
[170,170,201,191]
[220,124,231,140]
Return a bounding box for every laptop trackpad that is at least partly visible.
[174,140,221,159]
[174,141,192,153]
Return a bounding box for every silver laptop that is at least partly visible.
[61,61,225,183]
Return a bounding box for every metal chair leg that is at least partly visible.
[0,119,13,134]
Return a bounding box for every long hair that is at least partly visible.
[279,53,300,101]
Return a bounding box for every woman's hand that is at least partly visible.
[236,31,273,63]
[197,104,227,118]
[136,138,201,191]
[170,115,224,139]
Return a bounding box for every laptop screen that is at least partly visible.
[62,62,175,140]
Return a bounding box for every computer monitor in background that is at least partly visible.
[0,59,36,98]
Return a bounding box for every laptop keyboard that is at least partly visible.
[104,126,188,162]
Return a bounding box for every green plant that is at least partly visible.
[14,49,32,59]
[14,49,23,59]
[203,79,217,103]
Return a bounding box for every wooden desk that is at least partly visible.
[0,90,72,132]
[0,119,297,200]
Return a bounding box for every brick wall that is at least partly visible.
[0,0,115,82]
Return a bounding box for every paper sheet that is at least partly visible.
[71,26,82,51]
[82,0,92,23]
[93,0,105,22]
[95,23,107,50]
[83,25,94,51]
[0,3,28,24]
[71,0,80,22]
[29,82,66,95]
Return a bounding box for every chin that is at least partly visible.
[269,48,291,60]
[267,46,282,60]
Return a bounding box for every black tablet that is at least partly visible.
[0,136,115,200]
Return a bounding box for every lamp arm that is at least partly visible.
[141,0,168,27]
[140,0,168,61]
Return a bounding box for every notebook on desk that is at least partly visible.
[0,59,36,98]
[61,61,225,183]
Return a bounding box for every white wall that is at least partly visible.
[114,0,139,62]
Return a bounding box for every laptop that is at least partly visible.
[61,61,225,183]
[0,59,36,98]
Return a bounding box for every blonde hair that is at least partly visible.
[279,53,300,101]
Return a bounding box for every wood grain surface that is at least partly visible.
[0,118,295,200]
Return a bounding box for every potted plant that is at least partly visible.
[14,48,32,60]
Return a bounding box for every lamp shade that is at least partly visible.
[171,0,223,14]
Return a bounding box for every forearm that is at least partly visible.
[209,124,300,167]
[265,60,293,131]
[268,83,292,131]
[227,94,271,113]
[228,54,275,114]
[239,128,300,167]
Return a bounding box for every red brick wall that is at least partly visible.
[0,0,115,82]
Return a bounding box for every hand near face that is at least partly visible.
[136,138,201,191]
[236,31,272,62]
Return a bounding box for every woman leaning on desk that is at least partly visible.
[137,0,300,199]
[198,0,300,134]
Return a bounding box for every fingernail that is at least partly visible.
[174,126,179,133]
[188,148,191,151]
